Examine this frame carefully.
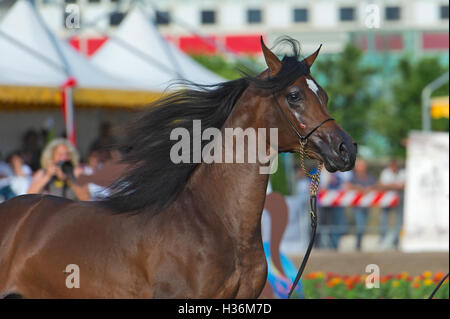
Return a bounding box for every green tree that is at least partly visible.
[191,55,262,80]
[370,56,449,157]
[192,55,242,80]
[270,154,290,195]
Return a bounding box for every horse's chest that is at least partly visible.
[226,248,267,298]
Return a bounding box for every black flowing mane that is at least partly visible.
[103,38,310,214]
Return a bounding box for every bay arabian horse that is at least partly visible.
[0,38,356,298]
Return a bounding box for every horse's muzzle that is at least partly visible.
[324,135,357,172]
[312,129,357,173]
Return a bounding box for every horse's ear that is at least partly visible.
[260,36,281,75]
[303,44,322,67]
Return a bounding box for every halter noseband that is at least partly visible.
[273,94,334,143]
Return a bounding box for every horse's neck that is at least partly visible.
[190,162,269,241]
[187,97,271,244]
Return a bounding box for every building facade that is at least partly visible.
[1,0,448,57]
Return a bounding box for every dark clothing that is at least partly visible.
[90,137,117,152]
[45,179,77,200]
[348,173,376,251]
[349,173,376,188]
[354,207,369,250]
[0,185,16,201]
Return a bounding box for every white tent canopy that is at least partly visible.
[0,0,141,90]
[91,6,224,91]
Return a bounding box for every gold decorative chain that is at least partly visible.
[299,139,322,197]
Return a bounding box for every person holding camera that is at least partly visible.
[27,138,89,201]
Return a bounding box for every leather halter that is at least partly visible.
[270,91,334,143]
[267,69,334,142]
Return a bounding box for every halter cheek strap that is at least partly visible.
[271,92,334,143]
[267,70,334,143]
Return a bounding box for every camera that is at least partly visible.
[56,160,74,180]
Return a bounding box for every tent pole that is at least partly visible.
[149,3,185,80]
[30,0,77,146]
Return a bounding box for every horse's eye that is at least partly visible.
[287,91,301,103]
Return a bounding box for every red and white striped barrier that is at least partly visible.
[318,190,399,208]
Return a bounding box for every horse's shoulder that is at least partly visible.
[0,194,76,221]
[17,194,74,207]
[0,194,45,211]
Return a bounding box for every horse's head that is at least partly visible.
[258,38,357,172]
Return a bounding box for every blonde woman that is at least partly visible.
[27,138,89,200]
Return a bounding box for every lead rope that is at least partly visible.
[269,90,330,299]
[267,71,448,299]
[287,139,322,299]
[266,71,331,298]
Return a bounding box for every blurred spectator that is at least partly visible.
[0,152,15,201]
[378,159,406,250]
[0,151,32,200]
[293,168,311,247]
[82,149,103,176]
[20,129,43,172]
[27,138,89,201]
[319,170,352,250]
[0,151,12,189]
[6,151,32,196]
[294,167,309,209]
[90,121,117,152]
[77,149,128,201]
[345,158,376,251]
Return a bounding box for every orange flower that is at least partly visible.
[351,274,360,283]
[381,274,393,283]
[327,277,342,288]
[412,281,421,288]
[424,279,434,286]
[345,278,355,290]
[422,271,432,279]
[360,274,368,283]
[306,272,325,280]
[413,276,422,283]
[434,272,445,282]
[305,273,318,280]
[396,272,409,280]
[391,280,400,287]
[326,272,337,281]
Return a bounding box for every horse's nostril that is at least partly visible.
[339,142,350,163]
[339,142,348,154]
